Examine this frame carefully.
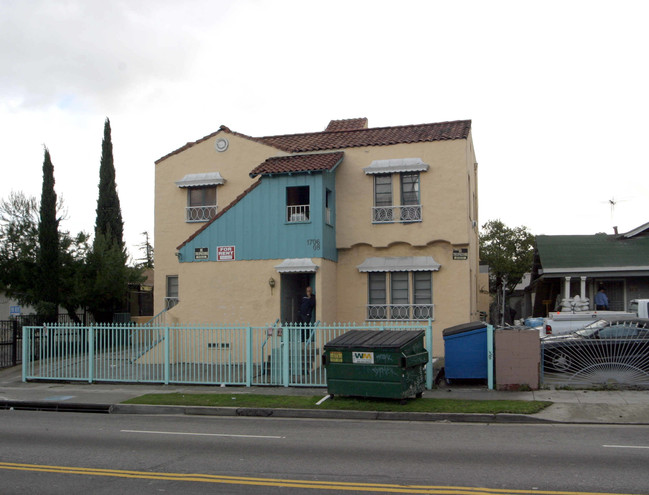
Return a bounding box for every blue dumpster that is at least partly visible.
[442,322,488,382]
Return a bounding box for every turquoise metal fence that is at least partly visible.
[22,321,433,388]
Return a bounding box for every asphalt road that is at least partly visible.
[0,410,647,494]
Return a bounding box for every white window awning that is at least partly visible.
[175,172,225,188]
[363,158,429,175]
[357,256,441,272]
[275,258,319,273]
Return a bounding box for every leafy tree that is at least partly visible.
[59,231,91,323]
[0,191,89,323]
[136,231,154,268]
[35,147,60,321]
[479,219,535,324]
[94,117,124,248]
[0,192,39,303]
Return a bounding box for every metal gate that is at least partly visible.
[541,319,649,387]
[0,320,21,369]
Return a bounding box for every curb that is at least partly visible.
[111,403,557,423]
[0,400,112,414]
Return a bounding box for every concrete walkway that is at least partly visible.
[1,365,648,424]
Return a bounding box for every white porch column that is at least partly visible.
[564,276,571,298]
[580,276,587,299]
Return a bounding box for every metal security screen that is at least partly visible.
[542,319,649,387]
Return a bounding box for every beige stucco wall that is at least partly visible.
[165,258,282,326]
[334,139,475,249]
[153,125,479,357]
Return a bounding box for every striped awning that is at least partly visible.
[274,258,319,273]
[175,172,225,188]
[363,158,429,175]
[357,256,441,272]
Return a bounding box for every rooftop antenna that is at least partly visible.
[602,196,629,233]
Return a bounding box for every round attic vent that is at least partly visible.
[215,138,229,152]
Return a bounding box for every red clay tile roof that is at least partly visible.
[249,151,344,178]
[156,120,471,163]
[176,178,262,250]
[325,118,368,132]
[256,120,471,153]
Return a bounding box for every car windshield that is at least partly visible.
[574,319,610,337]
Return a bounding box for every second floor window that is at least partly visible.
[286,186,310,223]
[372,173,422,223]
[187,186,217,222]
[373,175,393,222]
[400,172,421,221]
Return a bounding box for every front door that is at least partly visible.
[280,273,315,323]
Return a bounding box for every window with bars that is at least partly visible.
[400,172,421,221]
[186,186,217,222]
[372,173,422,223]
[373,175,393,222]
[367,271,432,320]
[165,275,179,309]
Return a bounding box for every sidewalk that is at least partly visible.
[1,365,648,424]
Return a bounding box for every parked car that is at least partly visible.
[542,318,649,373]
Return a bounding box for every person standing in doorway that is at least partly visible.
[595,287,609,310]
[299,286,315,341]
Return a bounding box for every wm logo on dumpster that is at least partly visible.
[352,352,374,364]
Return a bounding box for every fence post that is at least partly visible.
[282,324,290,387]
[164,326,170,385]
[88,325,95,383]
[21,326,28,382]
[12,319,18,367]
[426,319,433,389]
[246,326,253,387]
[487,324,494,390]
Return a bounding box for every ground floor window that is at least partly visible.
[367,271,432,320]
[165,275,179,309]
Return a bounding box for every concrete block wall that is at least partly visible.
[494,328,540,390]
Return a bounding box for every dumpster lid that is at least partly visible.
[324,330,425,350]
[442,321,487,337]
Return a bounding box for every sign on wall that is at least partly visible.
[194,247,209,260]
[453,248,468,260]
[217,246,236,261]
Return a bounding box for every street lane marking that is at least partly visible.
[121,429,285,439]
[0,461,640,495]
[603,445,649,449]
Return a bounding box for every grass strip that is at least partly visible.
[123,393,551,415]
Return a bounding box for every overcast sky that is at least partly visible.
[2,0,648,259]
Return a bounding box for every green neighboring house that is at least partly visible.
[529,222,649,316]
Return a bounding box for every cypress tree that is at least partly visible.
[87,118,134,322]
[36,147,60,322]
[94,117,124,249]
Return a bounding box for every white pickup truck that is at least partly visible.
[541,299,649,337]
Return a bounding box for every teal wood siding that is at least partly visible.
[179,172,338,262]
[321,170,337,261]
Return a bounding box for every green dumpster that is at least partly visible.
[322,330,428,400]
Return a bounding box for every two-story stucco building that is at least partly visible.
[154,118,479,353]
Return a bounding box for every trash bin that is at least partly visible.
[323,330,428,400]
[442,321,488,383]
